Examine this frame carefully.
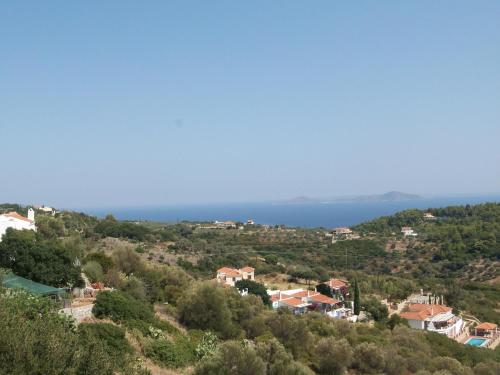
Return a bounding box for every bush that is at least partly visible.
[92,291,155,323]
[83,261,104,283]
[194,341,266,375]
[78,323,132,368]
[144,337,195,368]
[177,282,241,339]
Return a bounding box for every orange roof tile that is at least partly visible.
[476,322,497,330]
[240,266,254,273]
[217,267,241,277]
[400,311,429,321]
[401,304,453,321]
[288,290,318,298]
[281,297,309,307]
[309,294,340,305]
[3,212,33,224]
[325,279,348,289]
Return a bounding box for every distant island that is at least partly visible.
[286,191,422,204]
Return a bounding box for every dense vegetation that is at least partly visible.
[0,202,499,374]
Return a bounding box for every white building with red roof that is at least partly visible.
[216,266,255,287]
[268,288,347,316]
[400,304,463,338]
[0,209,36,241]
[320,278,350,298]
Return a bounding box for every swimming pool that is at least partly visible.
[465,338,489,347]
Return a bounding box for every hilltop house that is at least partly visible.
[401,227,418,237]
[423,212,436,220]
[319,278,350,299]
[214,221,237,229]
[400,304,464,339]
[216,266,255,287]
[268,289,347,316]
[0,209,36,241]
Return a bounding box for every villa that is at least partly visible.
[268,288,347,316]
[423,212,436,220]
[214,220,237,229]
[216,266,255,287]
[401,303,463,339]
[0,209,36,241]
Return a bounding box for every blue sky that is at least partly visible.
[1,1,499,207]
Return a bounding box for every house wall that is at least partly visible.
[408,319,425,330]
[0,217,36,241]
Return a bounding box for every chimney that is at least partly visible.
[27,208,35,222]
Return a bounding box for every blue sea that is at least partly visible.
[80,194,500,229]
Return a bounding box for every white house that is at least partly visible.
[0,209,36,241]
[423,212,436,220]
[401,227,418,237]
[216,266,255,287]
[400,304,464,339]
[268,288,347,316]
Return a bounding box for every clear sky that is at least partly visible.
[1,1,499,207]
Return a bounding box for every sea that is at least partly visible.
[80,194,500,229]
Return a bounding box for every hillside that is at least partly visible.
[0,203,499,374]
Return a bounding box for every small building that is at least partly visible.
[214,221,237,229]
[0,209,36,241]
[400,304,463,339]
[246,219,255,225]
[474,322,498,337]
[423,212,436,220]
[401,227,418,237]
[268,288,348,317]
[331,227,355,242]
[216,266,255,287]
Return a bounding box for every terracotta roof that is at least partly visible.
[240,267,254,273]
[400,311,429,321]
[476,322,497,330]
[309,294,340,305]
[288,290,318,298]
[217,267,241,277]
[334,227,352,233]
[281,297,309,307]
[217,266,254,278]
[271,294,281,302]
[325,279,348,289]
[401,304,453,321]
[2,212,33,224]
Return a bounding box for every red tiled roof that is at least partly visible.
[400,311,429,321]
[476,322,497,330]
[217,266,254,278]
[281,297,309,307]
[288,290,318,298]
[240,267,254,273]
[217,267,241,277]
[401,304,453,321]
[309,294,340,305]
[3,212,33,224]
[325,279,348,289]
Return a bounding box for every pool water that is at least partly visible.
[465,338,488,347]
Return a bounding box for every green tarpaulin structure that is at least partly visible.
[2,274,64,296]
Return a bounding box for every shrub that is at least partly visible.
[93,291,155,323]
[144,337,194,368]
[78,323,132,368]
[83,261,104,283]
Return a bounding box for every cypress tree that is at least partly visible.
[353,278,361,315]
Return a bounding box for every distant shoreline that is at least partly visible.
[78,194,500,229]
